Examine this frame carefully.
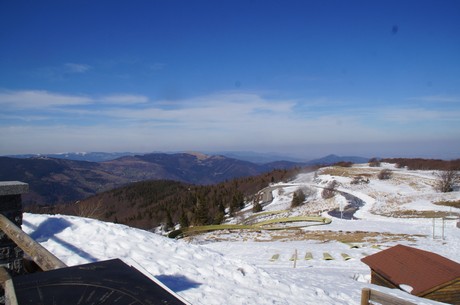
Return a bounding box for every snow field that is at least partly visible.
[23,213,321,305]
[20,163,460,305]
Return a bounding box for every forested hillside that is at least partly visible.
[22,157,460,231]
[29,167,307,230]
[380,158,460,170]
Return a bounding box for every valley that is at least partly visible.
[1,152,309,206]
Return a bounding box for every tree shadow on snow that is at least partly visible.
[23,218,99,263]
[155,274,201,292]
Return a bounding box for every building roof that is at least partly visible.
[361,244,460,296]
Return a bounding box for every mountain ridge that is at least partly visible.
[1,152,368,206]
[5,151,369,164]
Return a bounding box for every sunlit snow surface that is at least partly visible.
[22,163,459,305]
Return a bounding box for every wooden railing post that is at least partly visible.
[0,181,29,275]
[0,267,18,305]
[0,214,66,271]
[361,288,370,305]
[0,181,67,273]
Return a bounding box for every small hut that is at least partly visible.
[361,244,460,305]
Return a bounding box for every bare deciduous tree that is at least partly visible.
[435,169,459,193]
[322,180,338,199]
[75,200,104,219]
[378,169,393,180]
[369,158,381,167]
[253,202,262,212]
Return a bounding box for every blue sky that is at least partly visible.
[1,0,459,159]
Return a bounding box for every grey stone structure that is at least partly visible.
[0,181,28,275]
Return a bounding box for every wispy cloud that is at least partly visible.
[64,63,92,73]
[0,90,153,110]
[1,89,459,155]
[0,90,92,109]
[99,94,149,105]
[101,92,296,125]
[31,63,92,81]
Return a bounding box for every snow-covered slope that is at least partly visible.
[22,163,460,305]
[23,213,312,305]
[24,212,457,305]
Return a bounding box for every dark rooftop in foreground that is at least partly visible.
[361,244,460,304]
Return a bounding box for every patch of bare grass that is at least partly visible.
[268,230,422,243]
[434,200,460,209]
[381,210,459,218]
[188,229,423,244]
[321,167,375,178]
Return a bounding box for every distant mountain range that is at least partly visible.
[0,152,368,205]
[6,151,368,164]
[5,152,137,162]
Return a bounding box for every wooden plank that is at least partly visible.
[0,214,67,271]
[4,278,18,305]
[362,288,419,305]
[0,267,11,287]
[421,280,460,305]
[292,249,298,268]
[0,267,18,305]
[269,254,279,262]
[360,288,370,305]
[342,242,361,248]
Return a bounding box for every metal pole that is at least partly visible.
[442,218,445,240]
[293,249,297,269]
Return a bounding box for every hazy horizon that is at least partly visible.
[1,1,459,159]
[3,147,459,162]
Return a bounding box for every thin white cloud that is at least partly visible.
[101,92,296,125]
[0,90,92,109]
[0,90,153,112]
[64,63,92,73]
[1,90,459,156]
[99,94,149,105]
[31,63,93,80]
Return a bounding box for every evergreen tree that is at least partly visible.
[179,210,189,228]
[193,198,209,225]
[213,211,225,224]
[291,189,306,207]
[218,203,225,214]
[165,210,174,231]
[232,191,245,210]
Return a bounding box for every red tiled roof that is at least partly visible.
[361,244,460,296]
